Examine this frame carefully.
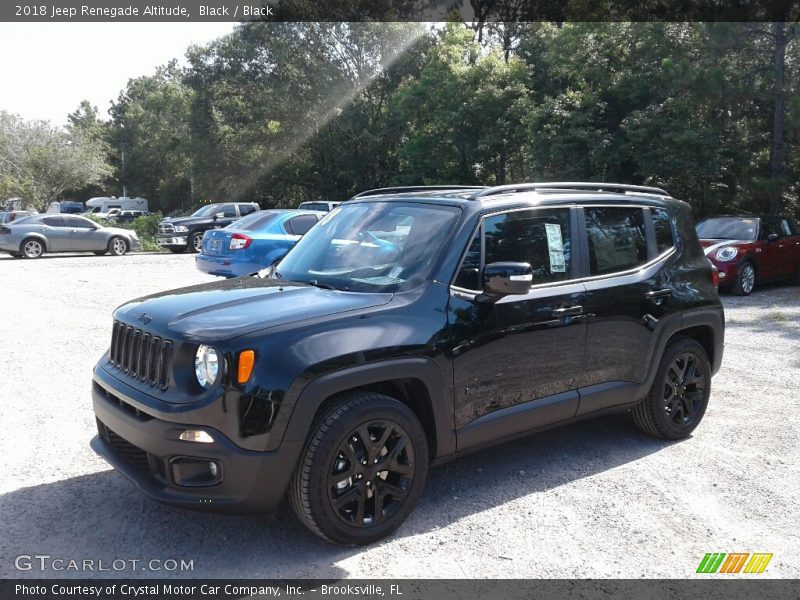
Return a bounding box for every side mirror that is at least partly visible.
[477,262,533,302]
[215,212,225,220]
[767,233,779,242]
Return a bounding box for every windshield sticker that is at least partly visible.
[545,223,566,273]
[388,266,404,279]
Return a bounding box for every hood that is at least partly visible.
[161,216,215,227]
[114,277,392,341]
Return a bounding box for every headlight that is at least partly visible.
[715,246,738,262]
[194,345,219,388]
[173,225,189,233]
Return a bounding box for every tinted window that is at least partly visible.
[286,215,319,235]
[780,219,795,236]
[585,207,647,275]
[220,205,238,218]
[454,230,482,290]
[299,202,324,211]
[238,204,256,216]
[484,208,572,285]
[65,216,95,228]
[651,208,675,254]
[42,216,66,227]
[761,217,781,239]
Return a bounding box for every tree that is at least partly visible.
[0,111,111,211]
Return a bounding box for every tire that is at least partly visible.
[289,392,429,546]
[731,261,756,296]
[20,238,44,259]
[189,232,204,253]
[167,247,186,254]
[632,338,711,440]
[108,237,129,256]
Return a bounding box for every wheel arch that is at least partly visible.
[637,309,724,398]
[279,358,454,461]
[20,234,47,252]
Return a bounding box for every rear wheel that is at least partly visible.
[108,237,128,256]
[731,261,755,296]
[20,238,44,259]
[289,392,429,545]
[632,338,711,440]
[189,232,204,253]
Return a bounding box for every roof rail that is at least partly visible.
[352,185,487,199]
[471,182,671,199]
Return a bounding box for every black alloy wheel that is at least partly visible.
[632,338,711,439]
[289,392,428,545]
[662,352,707,427]
[327,420,415,528]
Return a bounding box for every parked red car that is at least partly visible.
[697,214,800,295]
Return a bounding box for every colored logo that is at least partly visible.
[696,553,773,574]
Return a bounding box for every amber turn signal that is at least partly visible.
[237,350,255,383]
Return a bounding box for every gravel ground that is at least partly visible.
[0,252,798,579]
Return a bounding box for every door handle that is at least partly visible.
[551,305,583,317]
[645,289,672,301]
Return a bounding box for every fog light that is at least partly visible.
[179,430,214,443]
[171,457,222,487]
[718,271,726,278]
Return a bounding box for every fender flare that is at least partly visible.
[275,357,455,459]
[19,233,48,251]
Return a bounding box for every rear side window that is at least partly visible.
[238,204,257,216]
[484,208,572,285]
[779,219,794,236]
[651,208,675,254]
[42,216,66,227]
[585,207,647,275]
[286,215,319,235]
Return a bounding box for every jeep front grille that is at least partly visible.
[109,320,173,390]
[158,223,175,234]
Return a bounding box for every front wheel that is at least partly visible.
[632,338,711,440]
[289,392,429,545]
[189,232,204,253]
[731,261,755,296]
[108,237,128,256]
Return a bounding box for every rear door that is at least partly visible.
[40,216,70,251]
[577,205,678,414]
[780,218,800,277]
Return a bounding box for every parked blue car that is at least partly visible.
[195,209,324,277]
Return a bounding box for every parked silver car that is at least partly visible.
[0,214,140,259]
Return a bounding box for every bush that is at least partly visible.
[86,212,165,253]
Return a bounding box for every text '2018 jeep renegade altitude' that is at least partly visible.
[91,182,724,545]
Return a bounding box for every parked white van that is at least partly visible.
[84,197,148,219]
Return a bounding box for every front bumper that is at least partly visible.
[157,235,188,247]
[195,253,261,277]
[706,259,739,288]
[91,378,300,513]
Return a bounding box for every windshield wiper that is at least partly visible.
[307,279,349,292]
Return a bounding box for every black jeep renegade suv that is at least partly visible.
[91,182,724,545]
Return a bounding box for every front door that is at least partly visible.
[65,216,103,251]
[449,207,586,449]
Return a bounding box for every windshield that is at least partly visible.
[696,217,758,241]
[225,211,277,231]
[191,204,223,218]
[272,202,461,292]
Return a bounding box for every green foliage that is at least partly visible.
[0,112,112,211]
[85,212,165,253]
[32,22,800,219]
